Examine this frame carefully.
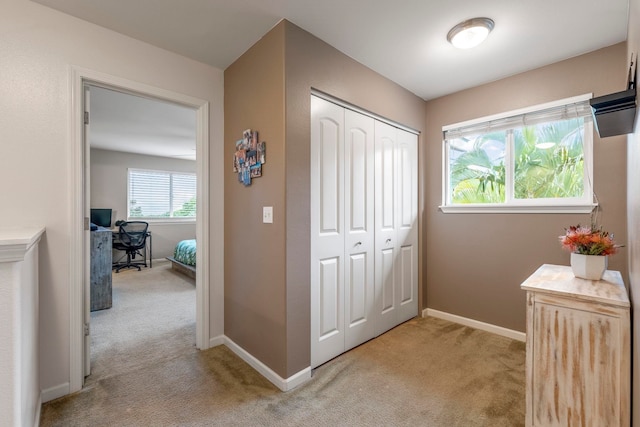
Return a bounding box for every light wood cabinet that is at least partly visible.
[521,264,630,427]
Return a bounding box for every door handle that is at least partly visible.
[354,241,362,247]
[386,238,392,244]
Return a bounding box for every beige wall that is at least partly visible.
[90,148,197,259]
[224,23,288,374]
[424,43,628,332]
[0,0,224,399]
[625,0,640,422]
[224,20,427,378]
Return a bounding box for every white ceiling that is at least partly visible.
[35,0,630,158]
[89,86,197,160]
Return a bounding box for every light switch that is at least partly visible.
[263,206,273,223]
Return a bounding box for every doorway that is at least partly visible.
[69,67,216,393]
[85,84,198,383]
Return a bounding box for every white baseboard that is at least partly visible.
[209,334,225,347]
[41,382,70,403]
[424,308,526,342]
[223,336,311,392]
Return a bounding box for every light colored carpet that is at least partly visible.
[86,260,197,387]
[41,311,525,426]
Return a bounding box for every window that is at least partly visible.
[442,94,595,213]
[128,169,196,220]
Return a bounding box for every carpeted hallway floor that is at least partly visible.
[86,261,197,387]
[41,263,525,426]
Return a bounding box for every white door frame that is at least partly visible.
[69,66,211,393]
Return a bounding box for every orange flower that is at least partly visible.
[559,224,620,256]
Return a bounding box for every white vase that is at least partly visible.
[570,252,608,280]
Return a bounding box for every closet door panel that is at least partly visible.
[347,129,367,231]
[380,248,396,313]
[398,136,415,230]
[396,130,418,322]
[319,257,340,338]
[311,97,345,367]
[347,253,367,323]
[399,245,415,305]
[379,137,395,230]
[344,110,375,350]
[319,126,340,233]
[374,121,399,335]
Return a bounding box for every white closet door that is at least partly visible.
[374,121,399,335]
[311,97,345,367]
[374,123,419,334]
[312,95,418,367]
[395,129,418,323]
[344,109,375,350]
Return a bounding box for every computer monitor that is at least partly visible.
[90,208,112,228]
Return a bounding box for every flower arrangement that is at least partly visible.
[559,225,620,256]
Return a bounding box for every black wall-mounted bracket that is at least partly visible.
[590,53,637,138]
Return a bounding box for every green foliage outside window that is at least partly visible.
[449,118,584,204]
[172,196,197,217]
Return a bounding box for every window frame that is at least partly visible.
[440,94,597,214]
[127,168,197,222]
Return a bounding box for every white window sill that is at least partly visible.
[439,204,597,214]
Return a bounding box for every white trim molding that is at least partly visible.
[224,337,312,392]
[311,89,420,135]
[34,395,42,427]
[440,203,597,214]
[41,382,70,403]
[209,334,225,348]
[0,227,45,262]
[424,308,526,342]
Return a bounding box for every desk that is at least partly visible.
[112,230,152,268]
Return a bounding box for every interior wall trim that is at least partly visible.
[41,382,69,403]
[310,89,420,135]
[424,308,526,342]
[34,395,42,427]
[209,334,225,347]
[223,337,312,392]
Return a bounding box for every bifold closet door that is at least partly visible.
[311,97,376,368]
[311,95,416,368]
[311,97,345,368]
[343,109,375,351]
[395,129,418,324]
[374,121,418,336]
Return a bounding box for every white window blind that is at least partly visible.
[128,169,196,219]
[444,99,592,140]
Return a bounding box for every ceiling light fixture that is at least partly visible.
[447,17,495,49]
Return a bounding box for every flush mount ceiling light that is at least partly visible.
[447,17,495,49]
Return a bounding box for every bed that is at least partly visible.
[167,239,196,279]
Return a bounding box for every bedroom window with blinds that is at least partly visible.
[128,169,196,220]
[441,94,596,213]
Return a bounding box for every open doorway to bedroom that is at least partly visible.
[84,83,201,386]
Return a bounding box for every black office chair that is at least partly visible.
[113,221,149,273]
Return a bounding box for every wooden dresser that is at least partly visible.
[521,264,630,427]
